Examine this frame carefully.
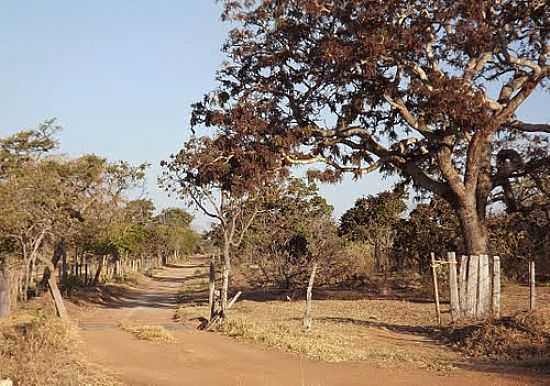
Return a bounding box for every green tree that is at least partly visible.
[392,198,460,273]
[339,191,406,273]
[0,124,150,318]
[236,178,338,288]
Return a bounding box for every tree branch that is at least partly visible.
[510,121,550,133]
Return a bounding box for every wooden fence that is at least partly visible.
[431,252,538,324]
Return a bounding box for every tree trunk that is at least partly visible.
[41,239,66,288]
[0,265,11,318]
[21,258,30,302]
[457,206,488,255]
[208,258,216,322]
[93,256,105,285]
[220,244,231,316]
[374,240,381,273]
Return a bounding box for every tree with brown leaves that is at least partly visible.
[192,0,549,258]
[161,134,285,316]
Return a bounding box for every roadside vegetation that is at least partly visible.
[0,297,119,386]
[0,125,200,384]
[1,0,549,383]
[175,262,550,371]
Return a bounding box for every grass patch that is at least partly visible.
[121,272,146,287]
[176,299,458,370]
[176,263,550,372]
[119,322,176,344]
[0,300,119,386]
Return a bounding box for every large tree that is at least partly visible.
[192,0,549,257]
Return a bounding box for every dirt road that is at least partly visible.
[73,258,544,386]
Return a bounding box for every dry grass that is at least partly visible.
[443,308,550,362]
[176,261,550,372]
[121,272,147,287]
[119,322,176,344]
[177,299,459,370]
[0,299,119,386]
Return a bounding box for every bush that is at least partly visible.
[443,309,550,361]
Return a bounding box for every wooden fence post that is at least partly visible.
[303,262,318,331]
[476,254,491,320]
[0,268,10,318]
[529,260,536,311]
[448,252,460,322]
[459,255,468,318]
[465,255,479,319]
[492,256,501,318]
[430,252,441,326]
[208,258,216,322]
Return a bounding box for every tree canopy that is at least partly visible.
[191,0,549,255]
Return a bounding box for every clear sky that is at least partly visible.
[1,1,548,230]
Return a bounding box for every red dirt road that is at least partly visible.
[73,260,546,386]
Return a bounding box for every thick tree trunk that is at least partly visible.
[457,206,488,255]
[0,265,11,318]
[456,204,492,319]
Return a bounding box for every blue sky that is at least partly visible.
[1,1,548,230]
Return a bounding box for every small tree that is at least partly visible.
[161,135,283,315]
[236,177,337,288]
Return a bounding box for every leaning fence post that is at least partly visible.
[208,258,216,322]
[303,262,319,331]
[430,252,441,326]
[492,256,501,318]
[448,252,460,322]
[529,260,536,311]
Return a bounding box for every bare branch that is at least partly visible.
[190,190,223,222]
[510,121,550,133]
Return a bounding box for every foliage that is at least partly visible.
[234,178,346,288]
[392,198,461,272]
[339,191,406,273]
[192,0,550,255]
[0,124,199,314]
[160,127,287,310]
